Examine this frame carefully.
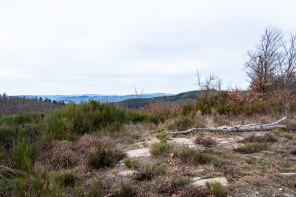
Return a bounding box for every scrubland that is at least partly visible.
[1,89,296,197]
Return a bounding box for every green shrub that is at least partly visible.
[11,128,32,171]
[152,162,167,175]
[88,144,112,169]
[46,101,157,140]
[0,165,25,191]
[206,181,228,197]
[114,183,137,197]
[150,142,173,157]
[55,172,78,187]
[174,147,218,165]
[123,158,139,169]
[234,142,267,154]
[176,176,191,187]
[89,181,104,197]
[283,134,293,140]
[156,131,168,140]
[168,116,195,131]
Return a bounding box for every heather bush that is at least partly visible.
[89,180,104,197]
[38,140,81,169]
[206,181,228,197]
[195,136,217,147]
[176,176,191,187]
[157,178,177,194]
[114,183,137,197]
[174,146,218,165]
[150,141,173,157]
[234,142,267,154]
[178,185,210,197]
[135,163,156,181]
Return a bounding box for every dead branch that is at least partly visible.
[169,117,287,135]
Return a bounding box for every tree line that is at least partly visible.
[0,93,65,116]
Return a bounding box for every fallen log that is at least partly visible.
[169,117,287,135]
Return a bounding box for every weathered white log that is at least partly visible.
[169,117,286,135]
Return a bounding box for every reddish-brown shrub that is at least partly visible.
[178,185,210,197]
[195,136,217,148]
[38,141,81,168]
[157,178,177,194]
[240,133,277,143]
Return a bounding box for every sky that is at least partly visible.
[1,0,296,95]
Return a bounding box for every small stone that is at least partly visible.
[255,191,259,195]
[279,188,283,191]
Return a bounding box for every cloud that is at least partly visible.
[0,0,296,95]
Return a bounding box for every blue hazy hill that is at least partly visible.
[19,93,174,104]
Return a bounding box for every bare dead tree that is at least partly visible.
[195,68,222,98]
[282,33,296,94]
[245,26,284,97]
[135,87,144,109]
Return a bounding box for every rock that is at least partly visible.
[126,148,150,158]
[280,172,296,176]
[192,177,228,186]
[194,168,205,173]
[118,170,137,176]
[255,191,259,195]
[169,138,197,148]
[192,177,201,182]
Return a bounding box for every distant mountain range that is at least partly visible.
[18,93,174,104]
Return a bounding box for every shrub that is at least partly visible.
[156,131,168,140]
[283,134,293,140]
[11,128,32,171]
[89,181,104,197]
[176,176,191,187]
[290,149,296,155]
[150,142,173,157]
[241,133,277,143]
[37,141,81,169]
[88,142,126,169]
[174,147,218,165]
[178,185,211,197]
[123,158,138,169]
[55,172,78,187]
[206,181,228,197]
[114,183,137,197]
[0,165,25,191]
[234,142,267,154]
[195,136,217,147]
[135,164,155,181]
[168,116,195,131]
[152,162,167,175]
[46,101,154,140]
[88,143,112,169]
[157,178,177,194]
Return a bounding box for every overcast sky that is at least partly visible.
[1,0,296,95]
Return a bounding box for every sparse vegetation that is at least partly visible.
[206,181,228,197]
[176,176,191,187]
[150,141,173,157]
[174,146,219,165]
[234,142,268,154]
[195,136,217,147]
